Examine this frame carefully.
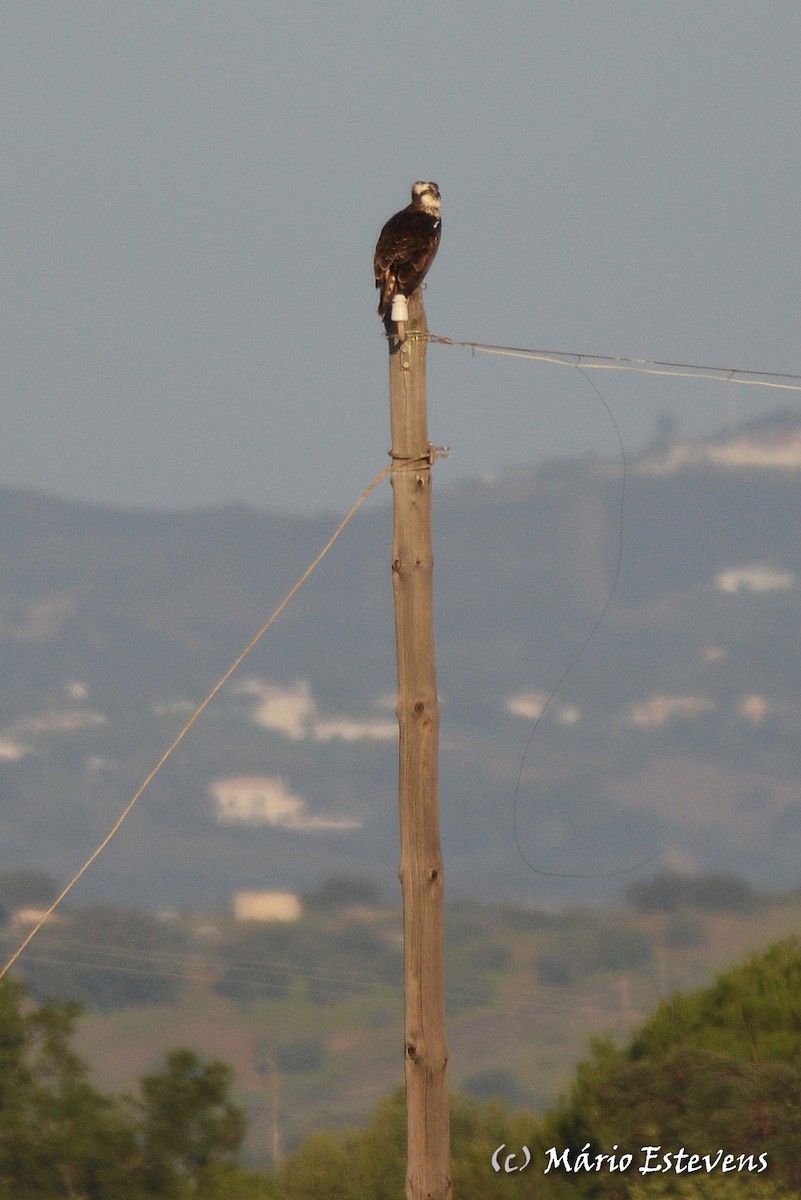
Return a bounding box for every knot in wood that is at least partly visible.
[413,700,425,715]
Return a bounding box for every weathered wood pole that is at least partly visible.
[387,288,451,1200]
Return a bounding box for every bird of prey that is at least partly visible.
[374,182,441,324]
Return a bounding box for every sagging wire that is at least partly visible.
[0,463,391,982]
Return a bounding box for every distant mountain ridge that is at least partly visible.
[2,409,801,908]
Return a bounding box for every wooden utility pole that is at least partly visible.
[387,289,451,1200]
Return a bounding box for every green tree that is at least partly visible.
[625,870,760,915]
[0,981,143,1199]
[626,1178,790,1199]
[18,904,185,1010]
[273,1088,541,1200]
[305,875,383,911]
[541,938,801,1195]
[0,979,261,1199]
[138,1048,246,1196]
[0,869,60,914]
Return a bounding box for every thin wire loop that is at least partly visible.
[509,368,660,878]
[8,332,797,961]
[425,328,794,874]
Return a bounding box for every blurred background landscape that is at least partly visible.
[2,410,800,908]
[3,411,801,1165]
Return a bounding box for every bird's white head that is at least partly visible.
[411,181,441,216]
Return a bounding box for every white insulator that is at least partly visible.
[390,293,409,322]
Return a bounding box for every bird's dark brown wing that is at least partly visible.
[374,207,441,318]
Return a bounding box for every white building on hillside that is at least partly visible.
[715,566,795,594]
[211,775,362,831]
[214,775,304,826]
[234,891,302,922]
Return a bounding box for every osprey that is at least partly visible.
[374,181,441,324]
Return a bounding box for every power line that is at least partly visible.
[0,464,391,982]
[422,327,798,875]
[6,326,798,979]
[427,333,801,393]
[7,939,519,1010]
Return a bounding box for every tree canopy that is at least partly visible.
[2,935,801,1198]
[270,938,801,1199]
[541,937,801,1196]
[0,978,270,1199]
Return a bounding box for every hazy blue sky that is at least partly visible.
[5,2,801,513]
